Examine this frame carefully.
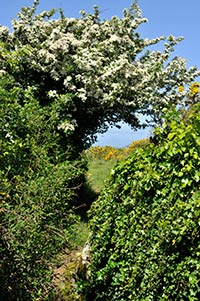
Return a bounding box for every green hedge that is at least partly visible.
[0,74,87,300]
[0,160,86,301]
[81,104,200,300]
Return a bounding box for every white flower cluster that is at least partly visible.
[0,26,9,39]
[48,90,59,99]
[1,1,200,131]
[57,120,75,134]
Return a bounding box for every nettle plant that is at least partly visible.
[84,104,200,301]
[0,0,199,148]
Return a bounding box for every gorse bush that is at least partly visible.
[86,138,150,161]
[125,137,149,155]
[82,104,200,301]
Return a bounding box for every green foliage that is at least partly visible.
[82,104,200,300]
[0,73,87,300]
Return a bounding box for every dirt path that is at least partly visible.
[53,248,82,300]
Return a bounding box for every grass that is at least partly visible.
[86,158,118,193]
[69,220,90,249]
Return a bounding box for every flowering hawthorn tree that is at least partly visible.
[0,0,199,148]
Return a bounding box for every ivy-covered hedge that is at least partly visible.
[82,104,200,300]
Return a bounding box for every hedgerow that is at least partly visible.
[1,1,200,299]
[0,73,87,300]
[82,104,200,301]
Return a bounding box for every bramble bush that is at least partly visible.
[81,104,200,301]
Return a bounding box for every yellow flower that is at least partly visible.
[172,239,176,245]
[178,85,184,92]
[189,82,200,97]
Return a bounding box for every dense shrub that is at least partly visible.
[0,160,85,301]
[0,73,87,300]
[81,104,200,300]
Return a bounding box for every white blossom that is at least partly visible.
[5,132,14,143]
[0,26,9,38]
[0,70,6,76]
[48,90,59,99]
[38,49,56,64]
[57,120,76,134]
[1,1,200,134]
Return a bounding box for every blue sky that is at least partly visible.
[1,1,200,147]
